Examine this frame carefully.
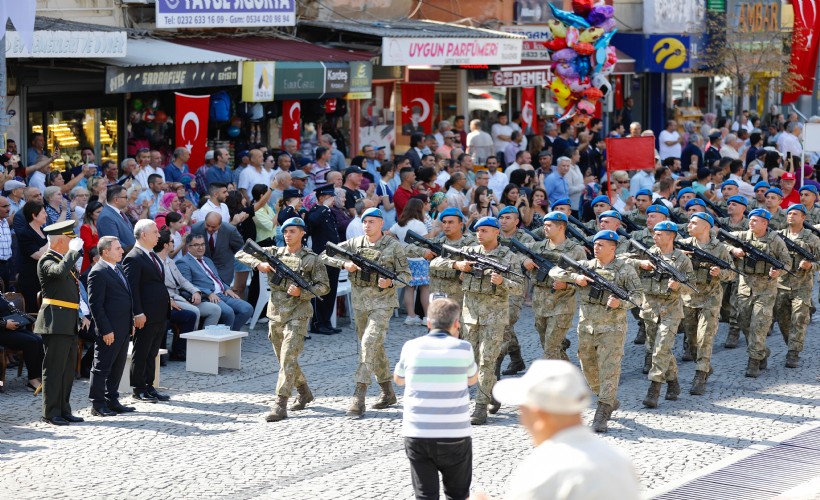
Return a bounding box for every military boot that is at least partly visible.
[560,338,571,361]
[372,381,397,409]
[665,379,681,401]
[634,321,646,345]
[682,335,693,362]
[470,403,488,425]
[759,356,768,370]
[724,328,740,348]
[346,383,367,418]
[786,350,800,368]
[488,396,501,415]
[290,384,314,411]
[643,381,662,408]
[642,352,652,375]
[265,396,288,422]
[501,349,526,375]
[592,402,613,433]
[690,370,707,395]
[745,358,761,378]
[494,356,503,380]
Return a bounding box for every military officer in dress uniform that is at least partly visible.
[36,220,88,425]
[306,183,342,335]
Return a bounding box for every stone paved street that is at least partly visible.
[1,305,819,499]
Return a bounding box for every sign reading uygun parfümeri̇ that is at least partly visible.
[155,0,295,28]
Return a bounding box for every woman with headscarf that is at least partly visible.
[179,173,200,207]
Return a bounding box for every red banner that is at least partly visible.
[783,0,820,104]
[521,87,538,135]
[401,83,434,135]
[282,100,301,148]
[605,136,656,207]
[175,93,210,173]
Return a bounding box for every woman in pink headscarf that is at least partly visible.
[154,191,191,230]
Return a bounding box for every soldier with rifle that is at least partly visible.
[717,195,749,346]
[799,185,820,225]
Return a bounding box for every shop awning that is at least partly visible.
[99,38,248,67]
[299,19,523,39]
[171,37,372,62]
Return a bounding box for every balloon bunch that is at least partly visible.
[544,0,618,126]
[129,97,173,144]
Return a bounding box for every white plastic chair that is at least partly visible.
[250,271,270,329]
[332,269,354,328]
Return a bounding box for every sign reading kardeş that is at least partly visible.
[381,38,522,66]
[155,0,295,29]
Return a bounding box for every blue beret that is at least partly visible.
[475,216,500,229]
[591,195,611,207]
[550,198,571,210]
[438,207,464,221]
[721,180,738,188]
[676,187,694,200]
[498,205,520,217]
[636,189,653,198]
[787,203,807,215]
[690,212,714,227]
[646,204,670,216]
[727,195,748,206]
[754,181,771,190]
[598,209,622,221]
[685,198,706,210]
[361,207,383,220]
[593,230,619,242]
[653,221,678,233]
[282,217,306,230]
[800,185,819,196]
[749,208,771,220]
[766,187,783,198]
[544,211,568,222]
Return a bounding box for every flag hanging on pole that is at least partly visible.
[400,83,435,135]
[783,0,820,104]
[521,87,538,135]
[282,100,301,148]
[175,93,210,173]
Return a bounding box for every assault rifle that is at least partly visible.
[674,240,747,280]
[240,239,324,300]
[568,214,596,236]
[440,244,526,281]
[522,227,544,242]
[774,232,819,264]
[566,224,595,254]
[505,238,554,283]
[325,242,410,286]
[696,194,728,218]
[628,239,700,293]
[621,213,641,233]
[405,230,443,256]
[802,221,820,239]
[558,255,639,309]
[716,229,798,278]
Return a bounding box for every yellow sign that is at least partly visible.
[652,38,687,71]
[241,61,274,102]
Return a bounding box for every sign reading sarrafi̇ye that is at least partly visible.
[381,38,522,66]
[155,0,296,28]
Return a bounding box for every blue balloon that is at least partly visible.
[549,3,590,29]
[595,47,607,73]
[594,29,616,51]
[227,125,240,138]
[574,56,592,78]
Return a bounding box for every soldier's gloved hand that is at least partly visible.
[68,237,84,252]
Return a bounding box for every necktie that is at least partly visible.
[114,266,129,289]
[120,211,129,224]
[198,258,225,293]
[209,234,215,254]
[150,252,164,278]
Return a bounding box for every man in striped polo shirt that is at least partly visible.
[394,298,478,500]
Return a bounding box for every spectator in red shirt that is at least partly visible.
[394,167,419,219]
[779,172,800,208]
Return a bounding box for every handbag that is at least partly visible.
[3,313,32,327]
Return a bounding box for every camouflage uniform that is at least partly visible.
[718,216,749,337]
[237,246,330,398]
[422,232,477,335]
[528,238,586,360]
[678,236,735,373]
[584,219,600,233]
[727,230,791,361]
[671,207,690,225]
[768,208,788,231]
[549,258,643,407]
[806,206,820,226]
[746,198,764,211]
[625,228,655,334]
[773,228,820,354]
[626,209,647,229]
[498,229,534,362]
[433,243,523,405]
[627,247,694,383]
[321,235,410,386]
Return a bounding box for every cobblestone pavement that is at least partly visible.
[1,303,819,499]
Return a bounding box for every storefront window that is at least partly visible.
[28,107,118,170]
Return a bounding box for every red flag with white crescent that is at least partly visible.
[521,87,538,135]
[401,83,434,135]
[282,99,301,147]
[175,93,210,173]
[783,0,820,104]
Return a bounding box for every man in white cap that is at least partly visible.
[4,179,26,217]
[494,360,640,500]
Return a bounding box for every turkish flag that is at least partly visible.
[401,83,434,135]
[521,87,538,135]
[175,93,210,173]
[282,100,301,148]
[783,0,820,104]
[605,136,655,171]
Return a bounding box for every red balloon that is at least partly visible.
[572,0,594,17]
[154,110,168,123]
[543,39,567,51]
[581,88,604,101]
[574,42,595,56]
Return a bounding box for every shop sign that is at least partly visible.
[6,31,127,58]
[346,61,372,100]
[105,62,239,94]
[644,0,706,34]
[646,35,690,72]
[241,62,274,102]
[155,0,295,28]
[491,68,550,87]
[501,26,551,60]
[324,62,351,96]
[381,38,522,66]
[274,61,326,98]
[728,0,781,32]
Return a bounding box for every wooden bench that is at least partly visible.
[179,329,249,374]
[117,344,168,395]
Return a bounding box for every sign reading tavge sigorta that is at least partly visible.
[155,0,296,29]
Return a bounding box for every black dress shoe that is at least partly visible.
[41,416,70,426]
[147,387,170,401]
[313,326,338,335]
[323,325,343,333]
[132,391,158,403]
[169,352,187,361]
[61,414,85,423]
[108,400,136,413]
[91,406,117,417]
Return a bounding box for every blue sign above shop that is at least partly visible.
[613,33,695,73]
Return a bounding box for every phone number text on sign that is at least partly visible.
[156,12,294,28]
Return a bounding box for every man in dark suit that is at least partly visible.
[96,185,136,252]
[306,183,341,334]
[87,236,136,417]
[405,133,424,170]
[35,220,87,426]
[191,212,244,285]
[123,219,171,403]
